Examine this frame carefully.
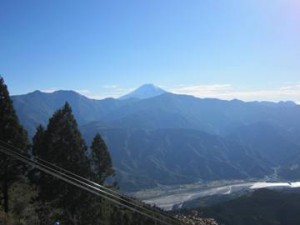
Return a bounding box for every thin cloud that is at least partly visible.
[170,83,300,103]
[75,89,113,100]
[102,84,120,89]
[83,85,133,100]
[40,88,92,96]
[170,84,233,97]
[101,85,133,98]
[40,86,129,100]
[279,83,300,91]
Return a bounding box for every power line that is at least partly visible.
[0,144,175,225]
[0,139,179,224]
[0,142,181,225]
[0,140,178,224]
[35,157,178,223]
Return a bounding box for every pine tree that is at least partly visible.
[35,102,90,224]
[90,133,115,185]
[0,76,28,213]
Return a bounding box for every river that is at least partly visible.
[142,181,300,210]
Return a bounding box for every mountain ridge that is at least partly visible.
[11,87,300,190]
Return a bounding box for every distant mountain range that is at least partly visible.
[11,84,300,190]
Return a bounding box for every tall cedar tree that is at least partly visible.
[87,134,116,225]
[0,77,28,213]
[29,125,45,184]
[32,125,45,158]
[35,102,89,224]
[90,133,115,185]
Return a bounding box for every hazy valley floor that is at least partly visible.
[132,180,300,210]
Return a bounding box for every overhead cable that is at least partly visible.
[0,142,180,225]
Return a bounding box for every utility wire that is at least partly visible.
[36,157,178,223]
[0,142,181,225]
[0,139,178,224]
[0,144,175,225]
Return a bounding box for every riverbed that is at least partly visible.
[142,181,300,210]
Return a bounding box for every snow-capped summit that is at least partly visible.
[120,84,167,100]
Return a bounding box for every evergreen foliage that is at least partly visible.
[34,102,90,224]
[90,133,115,184]
[8,177,39,225]
[31,125,45,158]
[28,125,45,185]
[0,77,29,213]
[43,102,88,176]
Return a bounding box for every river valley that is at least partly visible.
[133,181,300,210]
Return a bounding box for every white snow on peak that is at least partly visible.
[120,84,167,100]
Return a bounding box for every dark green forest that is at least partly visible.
[0,77,178,225]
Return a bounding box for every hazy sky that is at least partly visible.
[1,0,300,102]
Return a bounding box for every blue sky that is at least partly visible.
[1,0,300,102]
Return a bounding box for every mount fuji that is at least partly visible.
[119,84,167,100]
